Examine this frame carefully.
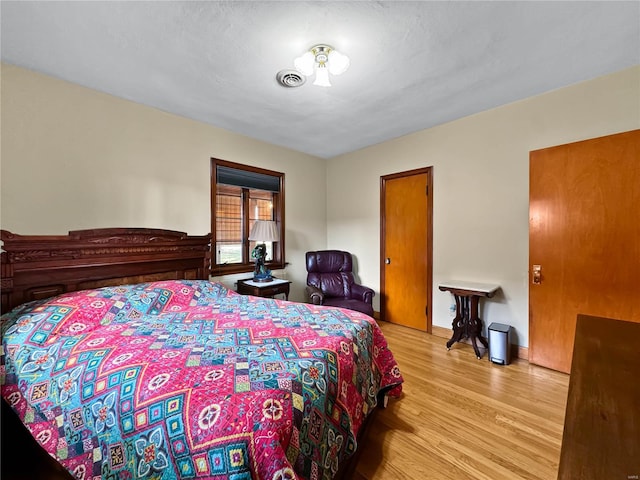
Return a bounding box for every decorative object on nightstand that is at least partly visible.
[248,220,279,282]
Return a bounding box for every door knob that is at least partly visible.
[532,265,541,284]
[385,258,391,264]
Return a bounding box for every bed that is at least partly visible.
[0,228,403,480]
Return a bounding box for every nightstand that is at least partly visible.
[236,278,291,300]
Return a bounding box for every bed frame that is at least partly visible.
[1,228,212,479]
[1,228,211,315]
[0,227,376,479]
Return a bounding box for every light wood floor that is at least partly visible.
[354,321,569,480]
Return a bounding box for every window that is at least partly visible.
[211,158,285,275]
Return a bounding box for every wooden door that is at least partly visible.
[529,129,640,373]
[381,168,432,331]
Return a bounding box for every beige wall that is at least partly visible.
[326,66,640,348]
[3,63,639,347]
[0,63,328,301]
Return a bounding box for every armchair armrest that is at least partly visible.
[305,285,324,305]
[351,283,375,305]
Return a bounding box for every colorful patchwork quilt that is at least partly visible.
[1,280,403,480]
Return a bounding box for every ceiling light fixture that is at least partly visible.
[294,44,350,87]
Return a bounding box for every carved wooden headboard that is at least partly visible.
[1,228,211,314]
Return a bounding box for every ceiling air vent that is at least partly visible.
[276,69,306,88]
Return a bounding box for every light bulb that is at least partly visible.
[313,64,332,87]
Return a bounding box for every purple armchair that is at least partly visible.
[305,250,375,317]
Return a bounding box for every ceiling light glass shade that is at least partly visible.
[328,50,350,75]
[313,64,332,87]
[291,44,349,88]
[294,51,315,76]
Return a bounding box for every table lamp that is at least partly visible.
[248,220,279,282]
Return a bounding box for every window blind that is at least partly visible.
[216,166,281,192]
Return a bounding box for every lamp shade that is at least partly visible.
[248,220,280,242]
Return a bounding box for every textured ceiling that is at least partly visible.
[1,1,638,159]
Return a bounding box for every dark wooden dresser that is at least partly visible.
[558,314,640,480]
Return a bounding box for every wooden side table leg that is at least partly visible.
[446,294,464,349]
[468,295,488,359]
[477,330,489,349]
[461,296,470,339]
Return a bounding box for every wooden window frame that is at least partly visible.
[211,158,285,276]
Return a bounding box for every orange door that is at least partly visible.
[529,129,640,373]
[381,168,432,331]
